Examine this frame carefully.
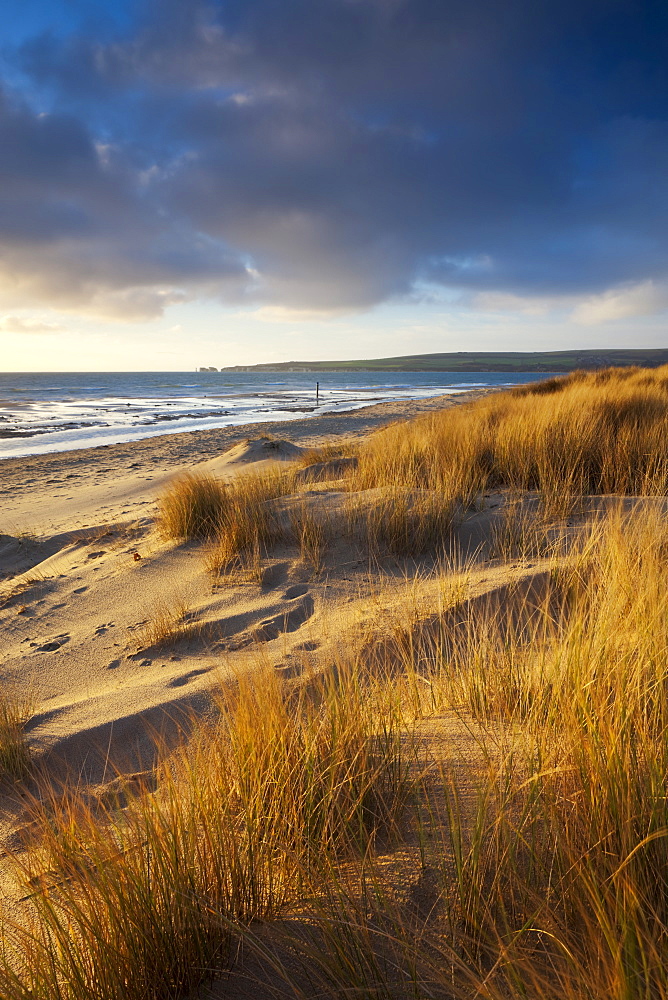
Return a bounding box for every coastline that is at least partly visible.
[1,389,493,536]
[0,371,526,461]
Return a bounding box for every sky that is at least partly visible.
[1,0,668,370]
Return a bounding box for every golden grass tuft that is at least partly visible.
[291,503,328,571]
[346,486,457,558]
[353,363,668,499]
[205,467,295,573]
[293,438,358,468]
[0,665,410,999]
[138,598,198,648]
[157,472,226,539]
[0,691,34,780]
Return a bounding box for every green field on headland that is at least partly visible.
[222,347,668,372]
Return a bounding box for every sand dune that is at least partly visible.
[0,490,542,782]
[3,369,668,998]
[0,389,504,847]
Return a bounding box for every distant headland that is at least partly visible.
[219,348,668,373]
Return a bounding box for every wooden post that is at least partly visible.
[316,381,319,405]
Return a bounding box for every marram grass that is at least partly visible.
[8,367,668,998]
[0,691,33,780]
[0,665,410,999]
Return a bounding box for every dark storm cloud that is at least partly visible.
[0,83,248,317]
[4,0,668,316]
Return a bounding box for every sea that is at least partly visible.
[0,370,553,460]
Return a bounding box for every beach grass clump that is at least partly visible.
[0,665,410,1000]
[294,438,359,468]
[439,507,668,730]
[157,472,227,539]
[0,691,34,780]
[352,364,668,502]
[291,503,328,571]
[213,666,411,860]
[488,494,565,559]
[205,467,297,573]
[139,598,198,648]
[159,466,300,568]
[351,409,489,502]
[346,486,458,559]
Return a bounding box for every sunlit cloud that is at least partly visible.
[0,315,66,334]
[572,281,668,325]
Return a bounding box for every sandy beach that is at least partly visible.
[0,388,497,787]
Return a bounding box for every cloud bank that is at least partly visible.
[1,0,667,322]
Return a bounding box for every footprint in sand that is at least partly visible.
[107,658,122,670]
[260,562,290,591]
[167,668,211,688]
[35,634,70,652]
[282,584,309,600]
[94,622,115,636]
[73,586,88,594]
[253,595,315,642]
